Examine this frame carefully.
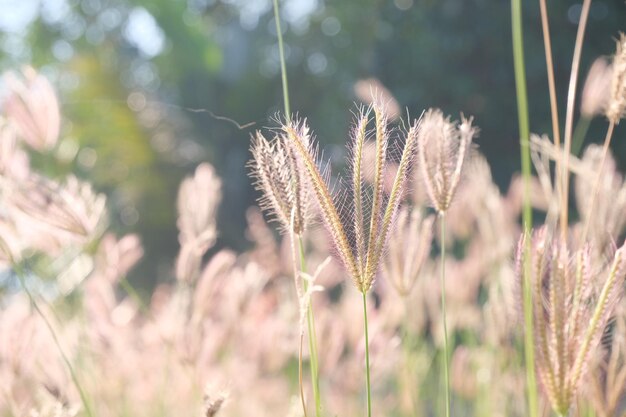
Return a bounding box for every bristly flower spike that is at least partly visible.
[284,101,420,293]
[516,229,626,416]
[248,128,310,235]
[417,108,477,214]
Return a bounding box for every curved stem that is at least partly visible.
[362,291,372,417]
[15,266,94,417]
[561,0,592,241]
[272,0,291,120]
[539,0,562,163]
[440,213,450,417]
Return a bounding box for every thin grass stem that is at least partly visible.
[561,0,592,241]
[119,277,150,314]
[298,236,322,417]
[539,0,562,163]
[299,333,308,417]
[440,213,450,417]
[362,291,372,417]
[272,0,290,121]
[14,265,94,417]
[571,116,592,156]
[401,300,418,416]
[511,1,539,416]
[290,231,308,417]
[272,0,318,408]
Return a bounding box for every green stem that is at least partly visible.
[298,236,322,417]
[511,1,538,416]
[511,0,532,230]
[14,265,94,417]
[440,213,450,417]
[400,301,418,416]
[119,277,150,314]
[571,116,591,157]
[272,0,291,121]
[362,291,372,417]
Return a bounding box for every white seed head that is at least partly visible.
[417,108,477,213]
[581,57,612,118]
[606,33,626,124]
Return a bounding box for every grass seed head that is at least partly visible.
[176,163,221,283]
[383,206,434,297]
[2,66,61,152]
[249,128,310,235]
[606,33,626,124]
[516,229,626,416]
[417,108,476,214]
[283,103,420,293]
[581,57,612,119]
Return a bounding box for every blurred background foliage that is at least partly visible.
[1,0,624,288]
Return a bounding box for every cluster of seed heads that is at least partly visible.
[516,229,626,416]
[249,102,475,294]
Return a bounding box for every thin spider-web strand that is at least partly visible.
[64,98,257,130]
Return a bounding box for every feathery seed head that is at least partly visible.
[581,58,612,118]
[353,78,401,121]
[249,129,310,235]
[282,105,420,293]
[417,109,476,214]
[2,66,61,151]
[575,145,626,251]
[515,229,626,416]
[7,174,106,240]
[606,33,626,124]
[383,206,434,297]
[176,163,221,283]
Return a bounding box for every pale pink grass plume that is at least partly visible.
[3,66,61,151]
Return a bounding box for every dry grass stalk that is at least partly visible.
[559,0,592,240]
[417,108,476,214]
[283,102,420,293]
[516,229,626,416]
